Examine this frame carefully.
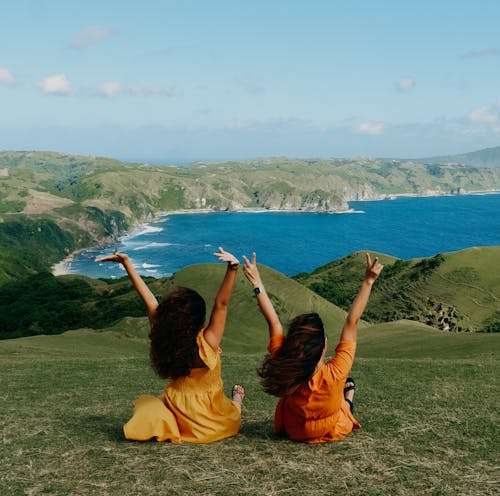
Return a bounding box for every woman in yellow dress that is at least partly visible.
[97,247,244,443]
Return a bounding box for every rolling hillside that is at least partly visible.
[3,244,499,341]
[418,145,500,168]
[0,261,350,344]
[2,151,499,221]
[1,150,500,282]
[295,246,500,332]
[171,263,350,353]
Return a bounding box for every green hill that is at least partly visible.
[295,246,500,332]
[3,246,499,341]
[418,145,500,168]
[1,150,500,282]
[0,262,349,345]
[171,263,350,353]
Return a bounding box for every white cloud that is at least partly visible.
[356,122,385,135]
[70,26,116,49]
[38,74,71,95]
[397,78,415,90]
[96,82,122,98]
[468,105,499,124]
[0,68,16,85]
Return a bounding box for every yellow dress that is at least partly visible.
[123,329,241,443]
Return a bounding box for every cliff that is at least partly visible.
[1,150,499,280]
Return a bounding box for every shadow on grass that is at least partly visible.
[238,419,279,440]
[64,414,126,442]
[65,414,280,444]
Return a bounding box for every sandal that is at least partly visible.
[344,377,356,393]
[344,377,356,413]
[232,384,245,405]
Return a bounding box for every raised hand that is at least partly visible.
[96,250,158,323]
[96,250,129,265]
[242,252,263,288]
[214,247,240,268]
[364,253,384,284]
[242,252,282,337]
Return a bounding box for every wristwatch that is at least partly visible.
[253,286,263,296]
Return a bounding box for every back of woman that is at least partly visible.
[242,251,383,444]
[271,335,360,443]
[97,247,245,443]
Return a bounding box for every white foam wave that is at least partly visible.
[132,242,173,251]
[330,209,365,214]
[142,263,161,268]
[140,225,164,234]
[123,224,164,240]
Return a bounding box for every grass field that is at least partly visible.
[295,247,500,332]
[1,322,498,496]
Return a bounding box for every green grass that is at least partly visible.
[172,263,350,353]
[1,323,498,495]
[296,247,500,332]
[0,262,349,341]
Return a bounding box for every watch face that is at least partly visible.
[253,287,261,295]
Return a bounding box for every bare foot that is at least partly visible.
[232,384,245,405]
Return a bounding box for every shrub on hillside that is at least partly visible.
[0,272,146,339]
[481,312,500,333]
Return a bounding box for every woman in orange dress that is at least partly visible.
[242,252,383,443]
[97,247,244,443]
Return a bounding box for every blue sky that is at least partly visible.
[1,0,500,162]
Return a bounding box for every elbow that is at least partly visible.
[269,318,283,334]
[214,299,229,311]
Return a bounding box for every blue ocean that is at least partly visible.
[66,194,500,278]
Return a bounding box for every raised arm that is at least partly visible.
[242,252,283,338]
[203,247,240,351]
[96,252,159,326]
[340,253,383,342]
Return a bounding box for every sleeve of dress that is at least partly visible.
[198,329,219,370]
[325,340,356,381]
[268,335,285,355]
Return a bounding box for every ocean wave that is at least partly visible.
[123,224,164,240]
[132,242,174,251]
[330,209,365,214]
[142,263,161,268]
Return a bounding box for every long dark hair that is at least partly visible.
[149,287,206,379]
[258,313,326,397]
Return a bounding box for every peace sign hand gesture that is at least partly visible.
[364,253,384,284]
[242,252,263,288]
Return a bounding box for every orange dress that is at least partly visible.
[123,329,241,443]
[269,335,361,443]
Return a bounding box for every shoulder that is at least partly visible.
[198,329,220,370]
[268,334,285,355]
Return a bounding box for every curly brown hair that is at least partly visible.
[149,287,206,379]
[258,313,326,397]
